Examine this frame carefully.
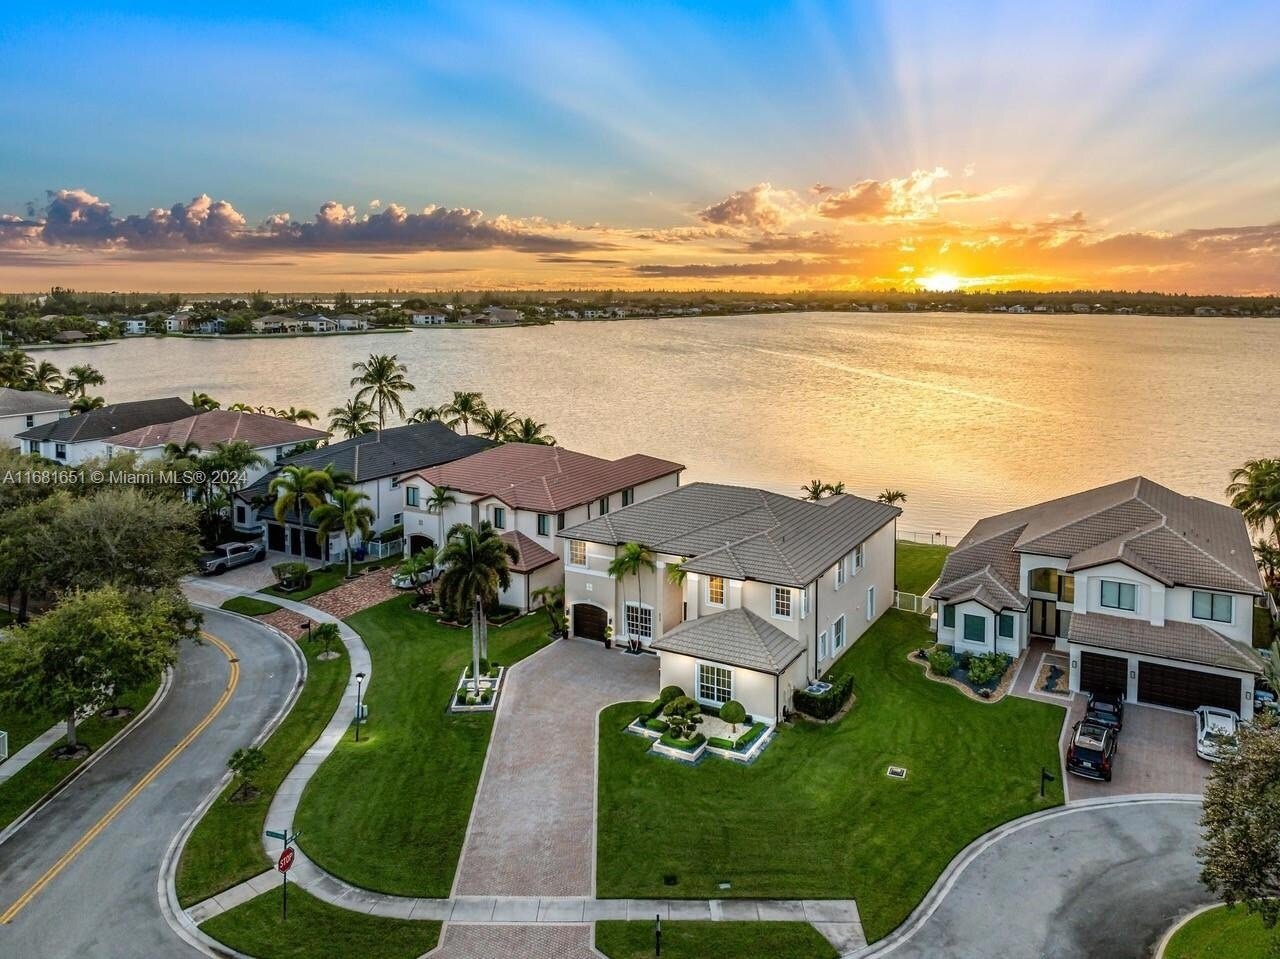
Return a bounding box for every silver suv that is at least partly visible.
[197,541,266,575]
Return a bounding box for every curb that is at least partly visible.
[1153,901,1222,959]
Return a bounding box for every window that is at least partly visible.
[625,603,652,639]
[537,513,551,536]
[598,495,610,515]
[999,613,1015,638]
[54,442,66,460]
[853,543,864,572]
[942,604,955,628]
[832,614,846,650]
[1192,591,1232,623]
[236,506,246,524]
[492,506,506,529]
[773,586,792,618]
[800,585,810,620]
[25,414,34,428]
[392,512,402,526]
[697,663,733,705]
[1100,580,1136,611]
[405,485,420,508]
[568,540,587,566]
[963,614,986,643]
[557,512,566,531]
[707,575,725,605]
[1030,568,1059,594]
[621,487,635,507]
[834,561,846,589]
[866,585,876,621]
[818,630,829,660]
[1058,575,1075,604]
[28,440,39,454]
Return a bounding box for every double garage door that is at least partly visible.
[1079,650,1240,712]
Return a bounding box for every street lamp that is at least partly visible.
[300,620,312,643]
[355,671,366,742]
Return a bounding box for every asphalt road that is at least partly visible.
[868,800,1209,959]
[0,608,300,959]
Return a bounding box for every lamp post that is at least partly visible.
[355,671,365,742]
[300,620,312,644]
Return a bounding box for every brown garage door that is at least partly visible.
[1138,662,1240,712]
[573,604,609,642]
[1080,651,1128,696]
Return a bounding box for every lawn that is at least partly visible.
[293,596,553,896]
[0,680,158,831]
[894,540,951,595]
[1164,905,1276,959]
[220,595,282,617]
[262,559,395,602]
[596,610,1066,943]
[595,921,836,959]
[199,887,441,959]
[176,638,349,906]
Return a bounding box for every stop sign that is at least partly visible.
[277,847,295,873]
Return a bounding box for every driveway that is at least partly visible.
[861,799,1208,959]
[451,639,657,897]
[1067,702,1208,801]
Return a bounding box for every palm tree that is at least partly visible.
[275,405,319,424]
[0,348,34,389]
[1227,459,1280,550]
[801,479,828,501]
[476,407,519,441]
[226,402,256,412]
[665,558,690,587]
[408,404,445,424]
[607,542,656,652]
[350,353,415,431]
[1255,540,1280,594]
[190,391,220,411]
[62,364,105,399]
[825,481,846,496]
[312,488,376,577]
[328,398,377,439]
[27,360,63,392]
[318,461,357,490]
[530,583,566,637]
[425,486,457,550]
[70,395,105,413]
[509,417,556,445]
[269,465,334,557]
[437,521,519,693]
[398,546,437,603]
[878,489,907,506]
[441,391,487,435]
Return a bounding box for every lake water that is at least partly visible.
[53,312,1278,541]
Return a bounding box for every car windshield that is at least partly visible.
[1091,701,1118,714]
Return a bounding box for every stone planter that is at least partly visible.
[449,666,506,713]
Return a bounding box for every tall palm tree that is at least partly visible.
[878,489,907,505]
[275,405,319,424]
[0,348,34,389]
[476,406,519,441]
[27,360,63,392]
[190,391,220,411]
[1227,459,1280,550]
[62,363,105,399]
[269,465,334,557]
[607,542,656,652]
[508,417,556,445]
[318,461,357,490]
[425,486,457,550]
[825,481,846,496]
[328,398,377,439]
[312,488,376,577]
[408,404,445,424]
[70,395,105,413]
[226,401,256,412]
[437,521,519,693]
[801,479,828,501]
[350,353,415,431]
[442,391,487,435]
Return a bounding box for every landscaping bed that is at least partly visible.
[915,646,1018,702]
[450,660,506,712]
[627,691,773,764]
[263,558,394,602]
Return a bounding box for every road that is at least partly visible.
[0,608,300,959]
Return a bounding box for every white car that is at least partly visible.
[391,566,436,590]
[1194,705,1240,762]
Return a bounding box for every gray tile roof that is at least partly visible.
[1068,612,1264,674]
[16,396,195,444]
[651,607,805,674]
[0,387,70,416]
[562,483,900,587]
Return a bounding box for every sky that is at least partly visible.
[1,1,1278,294]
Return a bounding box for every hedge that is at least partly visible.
[792,673,855,720]
[659,731,705,752]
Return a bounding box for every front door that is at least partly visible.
[1030,598,1057,637]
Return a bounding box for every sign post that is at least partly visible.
[266,827,301,920]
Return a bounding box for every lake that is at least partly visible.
[53,312,1278,541]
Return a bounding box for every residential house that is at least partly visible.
[560,484,901,723]
[399,444,684,612]
[16,396,196,464]
[165,311,193,333]
[483,306,522,324]
[1008,304,1029,313]
[196,316,228,334]
[235,422,493,561]
[1071,303,1092,313]
[1193,306,1220,317]
[930,477,1266,718]
[0,387,70,451]
[334,313,369,331]
[410,311,447,326]
[121,318,149,335]
[51,330,89,344]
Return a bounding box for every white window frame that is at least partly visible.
[866,585,876,621]
[1191,590,1233,624]
[696,662,733,706]
[799,584,810,620]
[537,513,551,536]
[405,485,420,508]
[568,540,588,567]
[772,586,792,619]
[832,613,846,650]
[818,629,829,660]
[1100,579,1136,612]
[624,602,653,640]
[834,561,846,590]
[853,543,864,573]
[706,575,726,606]
[392,512,403,526]
[54,442,67,460]
[621,487,635,507]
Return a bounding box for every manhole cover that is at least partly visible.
[662,874,678,886]
[887,765,908,780]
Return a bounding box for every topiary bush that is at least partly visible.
[720,700,747,732]
[272,561,310,591]
[662,695,703,740]
[659,685,685,705]
[966,651,1011,687]
[927,646,957,677]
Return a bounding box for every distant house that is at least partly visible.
[165,312,192,333]
[1032,305,1050,313]
[1116,307,1135,315]
[1008,304,1029,314]
[1071,303,1092,313]
[51,330,89,344]
[410,312,447,326]
[1194,306,1220,317]
[870,302,889,312]
[0,387,70,451]
[252,317,285,334]
[16,396,196,465]
[121,318,149,335]
[583,309,607,319]
[483,306,522,324]
[196,316,228,334]
[334,314,369,331]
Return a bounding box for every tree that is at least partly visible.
[311,622,342,660]
[437,521,518,694]
[720,700,747,733]
[27,360,63,392]
[878,489,908,505]
[442,391,487,435]
[350,353,414,431]
[801,479,828,501]
[70,394,105,413]
[62,363,106,399]
[825,481,846,496]
[275,405,319,424]
[1198,714,1280,930]
[425,486,457,551]
[1227,459,1280,551]
[607,542,656,653]
[227,747,267,802]
[508,417,556,445]
[328,398,377,439]
[397,547,437,603]
[1256,540,1280,594]
[408,404,445,424]
[312,488,376,577]
[475,406,519,441]
[269,465,334,555]
[0,348,35,389]
[531,583,566,637]
[190,391,220,411]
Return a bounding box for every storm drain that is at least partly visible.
[886,765,908,780]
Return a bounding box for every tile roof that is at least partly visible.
[1068,612,1264,674]
[499,531,559,573]
[932,476,1262,607]
[563,482,900,587]
[651,607,805,674]
[0,387,70,416]
[106,409,327,451]
[405,444,683,514]
[16,396,195,444]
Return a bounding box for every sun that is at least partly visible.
[917,272,963,293]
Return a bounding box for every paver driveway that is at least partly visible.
[452,639,657,897]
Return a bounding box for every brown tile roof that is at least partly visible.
[499,530,558,573]
[651,607,805,674]
[405,443,683,514]
[107,409,327,451]
[1068,612,1264,674]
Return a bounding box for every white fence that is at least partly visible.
[898,529,958,546]
[894,590,936,617]
[0,731,8,763]
[363,538,404,561]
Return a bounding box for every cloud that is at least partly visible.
[633,257,856,278]
[698,182,802,232]
[936,185,1019,204]
[817,168,950,222]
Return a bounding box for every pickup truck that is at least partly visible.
[197,541,266,575]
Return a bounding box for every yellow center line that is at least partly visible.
[0,631,239,925]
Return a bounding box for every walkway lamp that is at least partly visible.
[355,671,366,742]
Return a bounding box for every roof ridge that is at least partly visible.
[1020,483,1157,549]
[1137,522,1260,593]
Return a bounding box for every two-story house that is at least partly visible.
[930,476,1266,718]
[16,396,196,465]
[398,443,683,611]
[1,387,70,451]
[560,484,901,723]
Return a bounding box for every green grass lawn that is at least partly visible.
[176,639,349,906]
[0,680,158,831]
[220,595,283,617]
[294,596,553,896]
[199,887,441,959]
[595,921,836,959]
[262,559,395,602]
[1164,905,1276,959]
[596,610,1066,943]
[895,540,951,595]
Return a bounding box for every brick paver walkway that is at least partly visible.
[306,566,401,618]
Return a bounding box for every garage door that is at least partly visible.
[573,604,609,642]
[1138,662,1240,712]
[1080,651,1128,696]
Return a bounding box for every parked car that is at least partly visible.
[1066,720,1117,781]
[197,541,266,575]
[1194,706,1240,762]
[391,566,436,590]
[1254,687,1278,717]
[1085,691,1125,733]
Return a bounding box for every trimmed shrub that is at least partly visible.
[271,561,310,591]
[707,736,735,750]
[659,685,685,705]
[662,695,703,739]
[792,674,855,720]
[644,718,670,733]
[735,721,768,751]
[720,700,747,732]
[967,651,1012,687]
[464,657,491,679]
[927,647,957,677]
[659,730,705,752]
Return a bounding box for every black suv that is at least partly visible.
[1086,691,1124,734]
[1066,720,1117,781]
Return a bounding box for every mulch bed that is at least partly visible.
[910,649,1023,703]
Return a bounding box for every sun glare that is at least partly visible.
[918,272,962,293]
